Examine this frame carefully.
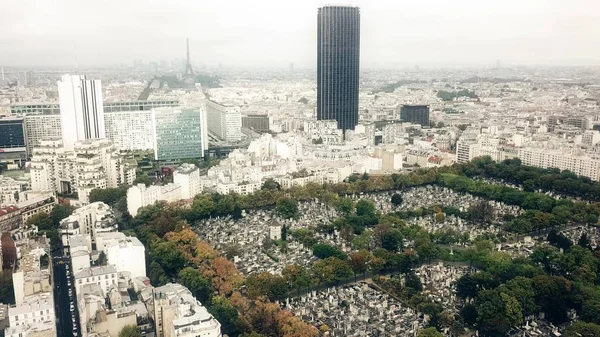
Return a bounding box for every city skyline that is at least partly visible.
[1,0,600,68]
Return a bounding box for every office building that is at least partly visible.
[58,74,105,150]
[151,107,207,161]
[206,100,242,141]
[0,117,27,165]
[23,115,62,156]
[104,100,180,152]
[173,163,202,199]
[242,114,271,133]
[104,110,154,151]
[400,105,430,127]
[148,283,221,337]
[29,139,136,203]
[317,5,361,131]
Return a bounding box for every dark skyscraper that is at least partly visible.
[400,105,430,127]
[317,5,360,131]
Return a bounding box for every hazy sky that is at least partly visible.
[1,0,599,68]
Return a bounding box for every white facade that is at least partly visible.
[58,74,105,151]
[104,110,155,151]
[60,202,117,246]
[106,237,146,280]
[23,114,62,156]
[29,139,136,204]
[173,163,201,199]
[126,183,182,217]
[206,100,241,141]
[0,176,24,207]
[518,148,600,181]
[74,265,118,296]
[150,283,221,337]
[5,293,55,337]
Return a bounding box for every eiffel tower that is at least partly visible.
[184,38,195,80]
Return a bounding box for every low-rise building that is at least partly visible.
[147,283,221,337]
[106,236,146,280]
[74,265,118,296]
[126,183,182,217]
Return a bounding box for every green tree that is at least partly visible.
[276,197,298,219]
[26,212,53,230]
[89,187,127,205]
[208,296,241,336]
[50,204,75,226]
[178,267,212,303]
[356,199,376,217]
[475,289,515,337]
[563,321,600,337]
[97,251,107,266]
[336,197,354,216]
[312,244,347,260]
[133,175,152,186]
[261,178,280,191]
[391,193,403,206]
[149,261,169,286]
[118,325,142,337]
[381,229,403,252]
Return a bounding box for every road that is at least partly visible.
[53,253,81,337]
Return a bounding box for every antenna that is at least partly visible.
[73,42,79,73]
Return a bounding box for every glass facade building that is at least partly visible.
[317,5,361,131]
[151,107,207,161]
[400,105,430,127]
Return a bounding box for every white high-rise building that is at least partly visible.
[58,74,105,150]
[206,100,241,142]
[104,110,154,151]
[173,163,202,199]
[29,139,136,203]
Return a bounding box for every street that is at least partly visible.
[52,253,81,337]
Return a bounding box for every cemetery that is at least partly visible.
[280,282,424,337]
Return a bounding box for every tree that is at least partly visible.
[417,327,443,337]
[578,233,593,250]
[349,250,371,274]
[133,175,152,186]
[97,251,107,266]
[26,212,53,230]
[50,204,75,226]
[312,257,353,284]
[209,296,241,336]
[149,261,169,286]
[312,244,347,260]
[179,267,212,303]
[467,200,494,225]
[381,229,404,252]
[277,198,298,219]
[475,289,519,337]
[563,321,600,337]
[356,199,376,217]
[89,187,127,205]
[118,325,142,337]
[262,179,281,191]
[336,197,354,216]
[391,193,403,206]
